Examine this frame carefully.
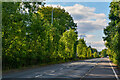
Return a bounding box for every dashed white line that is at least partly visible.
[109,59,119,80]
[51,70,55,73]
[80,60,99,79]
[60,68,63,70]
[35,74,42,78]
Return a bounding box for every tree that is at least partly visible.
[101,49,107,57]
[93,52,98,58]
[38,6,77,34]
[87,48,92,58]
[2,2,78,70]
[103,1,120,66]
[77,38,93,59]
[58,29,77,60]
[2,2,50,69]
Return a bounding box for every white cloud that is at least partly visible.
[93,41,105,44]
[63,4,108,33]
[93,46,106,51]
[46,0,112,2]
[90,41,105,51]
[46,4,108,33]
[64,4,107,51]
[64,4,103,20]
[86,34,95,39]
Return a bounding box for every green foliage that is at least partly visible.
[38,6,77,34]
[2,2,79,70]
[2,2,99,70]
[87,48,92,58]
[58,29,77,60]
[93,52,98,58]
[100,49,107,57]
[77,39,95,59]
[103,1,120,66]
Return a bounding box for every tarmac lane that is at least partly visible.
[83,58,120,80]
[3,58,100,78]
[3,58,119,80]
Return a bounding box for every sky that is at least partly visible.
[45,2,111,51]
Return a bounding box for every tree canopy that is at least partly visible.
[2,2,99,70]
[103,1,120,66]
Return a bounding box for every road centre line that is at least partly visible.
[80,60,99,80]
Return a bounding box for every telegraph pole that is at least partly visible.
[51,7,53,25]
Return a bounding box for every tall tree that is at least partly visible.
[38,6,77,34]
[58,29,77,60]
[103,1,120,65]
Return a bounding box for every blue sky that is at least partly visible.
[45,2,111,51]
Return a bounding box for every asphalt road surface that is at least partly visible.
[2,58,120,80]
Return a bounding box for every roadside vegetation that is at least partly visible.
[100,49,108,57]
[2,2,99,70]
[103,0,120,66]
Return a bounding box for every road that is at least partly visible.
[2,58,120,80]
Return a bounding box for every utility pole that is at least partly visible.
[51,7,53,25]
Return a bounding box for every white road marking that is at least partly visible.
[48,73,55,75]
[35,74,42,78]
[60,68,63,70]
[51,70,55,72]
[67,66,70,68]
[80,60,99,79]
[109,59,119,80]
